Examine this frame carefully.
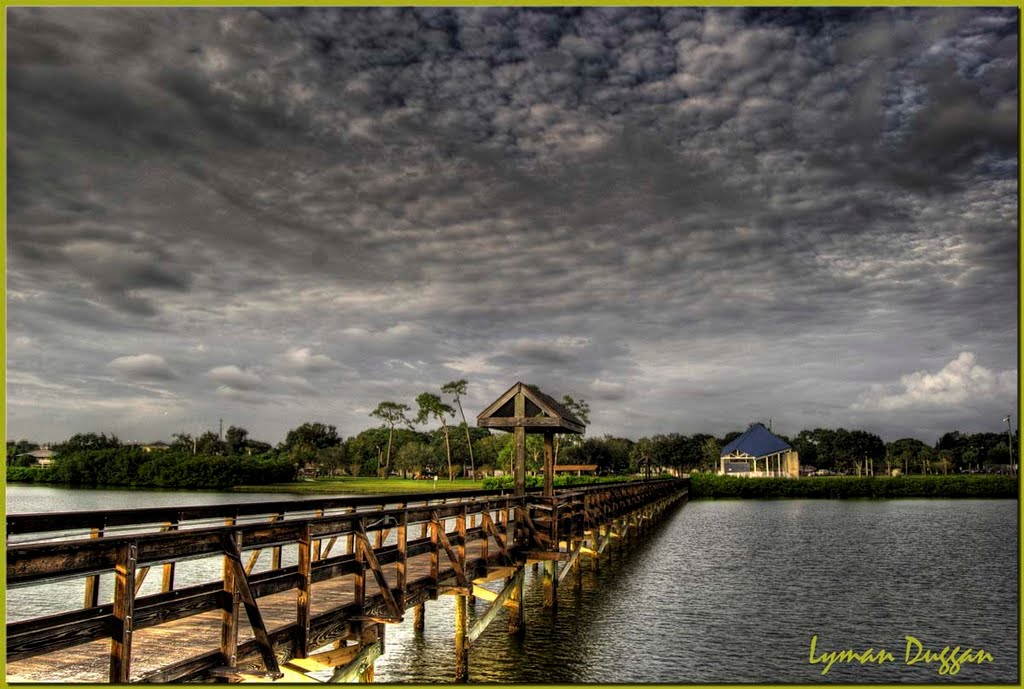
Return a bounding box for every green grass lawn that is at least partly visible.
[233,476,487,495]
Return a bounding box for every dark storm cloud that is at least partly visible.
[6,7,1017,444]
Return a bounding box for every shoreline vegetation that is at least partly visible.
[6,468,1017,499]
[689,473,1018,499]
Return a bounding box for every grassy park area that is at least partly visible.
[234,476,487,495]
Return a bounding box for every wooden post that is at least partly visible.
[430,512,440,590]
[572,536,582,589]
[458,505,473,605]
[348,506,357,555]
[479,507,489,564]
[221,523,240,669]
[454,593,469,682]
[543,560,558,609]
[375,504,386,548]
[543,431,554,498]
[414,603,426,633]
[84,526,103,608]
[457,507,467,571]
[358,627,377,684]
[513,391,526,545]
[507,572,524,636]
[313,509,324,561]
[271,512,283,571]
[297,523,312,658]
[397,506,408,606]
[109,541,136,683]
[354,520,366,612]
[161,520,178,592]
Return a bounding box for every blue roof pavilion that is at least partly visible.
[720,423,799,477]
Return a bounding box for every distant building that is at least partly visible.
[719,423,799,478]
[142,441,171,452]
[553,464,597,476]
[18,448,55,467]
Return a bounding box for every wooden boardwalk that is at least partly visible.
[6,480,689,683]
[8,544,490,682]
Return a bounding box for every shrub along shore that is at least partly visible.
[6,449,295,490]
[689,473,1018,499]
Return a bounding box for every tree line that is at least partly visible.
[6,379,1017,484]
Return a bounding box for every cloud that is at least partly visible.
[107,353,177,380]
[4,7,1017,444]
[279,346,338,372]
[589,379,626,401]
[208,364,263,391]
[274,375,318,395]
[853,353,1017,411]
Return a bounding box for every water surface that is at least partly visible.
[5,486,1018,683]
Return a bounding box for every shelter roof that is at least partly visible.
[720,423,791,458]
[476,381,585,434]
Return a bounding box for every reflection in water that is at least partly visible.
[375,500,1018,684]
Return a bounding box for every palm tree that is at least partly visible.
[369,401,411,479]
[442,379,476,480]
[416,393,456,481]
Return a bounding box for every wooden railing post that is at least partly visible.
[313,509,324,561]
[271,512,283,570]
[354,518,366,612]
[375,504,386,548]
[297,523,312,658]
[429,512,440,589]
[161,520,178,592]
[479,506,489,563]
[347,506,357,555]
[457,506,467,572]
[84,526,103,608]
[397,505,408,606]
[220,522,240,668]
[109,541,137,683]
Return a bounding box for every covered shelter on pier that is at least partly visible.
[719,422,799,478]
[476,382,585,497]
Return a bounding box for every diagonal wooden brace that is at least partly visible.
[354,522,403,622]
[467,567,524,644]
[557,541,584,584]
[521,510,552,548]
[245,514,282,575]
[328,640,382,683]
[222,535,283,679]
[430,512,470,588]
[480,512,511,562]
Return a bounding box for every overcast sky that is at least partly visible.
[7,7,1018,446]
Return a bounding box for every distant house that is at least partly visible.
[18,448,55,467]
[719,423,799,478]
[553,464,597,476]
[142,441,171,452]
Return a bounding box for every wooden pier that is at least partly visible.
[6,383,689,683]
[6,479,688,683]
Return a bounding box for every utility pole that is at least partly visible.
[219,418,224,441]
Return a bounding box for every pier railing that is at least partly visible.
[6,478,688,683]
